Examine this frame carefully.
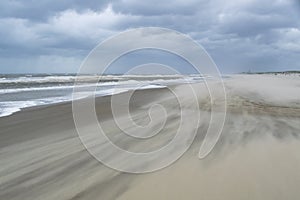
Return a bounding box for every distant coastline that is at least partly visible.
[241,70,300,75]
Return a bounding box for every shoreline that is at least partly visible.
[0,74,300,200]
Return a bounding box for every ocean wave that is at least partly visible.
[0,74,198,84]
[0,74,203,117]
[0,84,167,117]
[0,78,198,94]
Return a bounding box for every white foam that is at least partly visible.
[0,84,169,117]
[0,101,38,117]
[0,74,204,84]
[0,75,205,117]
[0,77,201,95]
[0,76,75,83]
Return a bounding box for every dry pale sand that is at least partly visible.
[0,74,299,200]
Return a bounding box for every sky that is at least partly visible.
[0,0,300,74]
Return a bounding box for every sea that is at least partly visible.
[0,74,204,117]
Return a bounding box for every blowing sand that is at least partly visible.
[0,74,299,200]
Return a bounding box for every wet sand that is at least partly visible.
[0,74,300,200]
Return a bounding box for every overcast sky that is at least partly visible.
[0,0,300,74]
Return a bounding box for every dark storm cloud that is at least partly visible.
[0,0,299,73]
[0,0,111,21]
[112,0,204,16]
[216,1,300,37]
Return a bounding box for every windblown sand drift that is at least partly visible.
[0,74,299,200]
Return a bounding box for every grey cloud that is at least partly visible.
[112,0,204,16]
[0,0,299,73]
[0,0,112,21]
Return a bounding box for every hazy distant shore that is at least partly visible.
[240,70,300,75]
[0,74,299,200]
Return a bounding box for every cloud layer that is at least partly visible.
[0,0,299,73]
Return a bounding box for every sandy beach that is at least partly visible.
[0,74,300,200]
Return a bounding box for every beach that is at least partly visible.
[0,74,300,200]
